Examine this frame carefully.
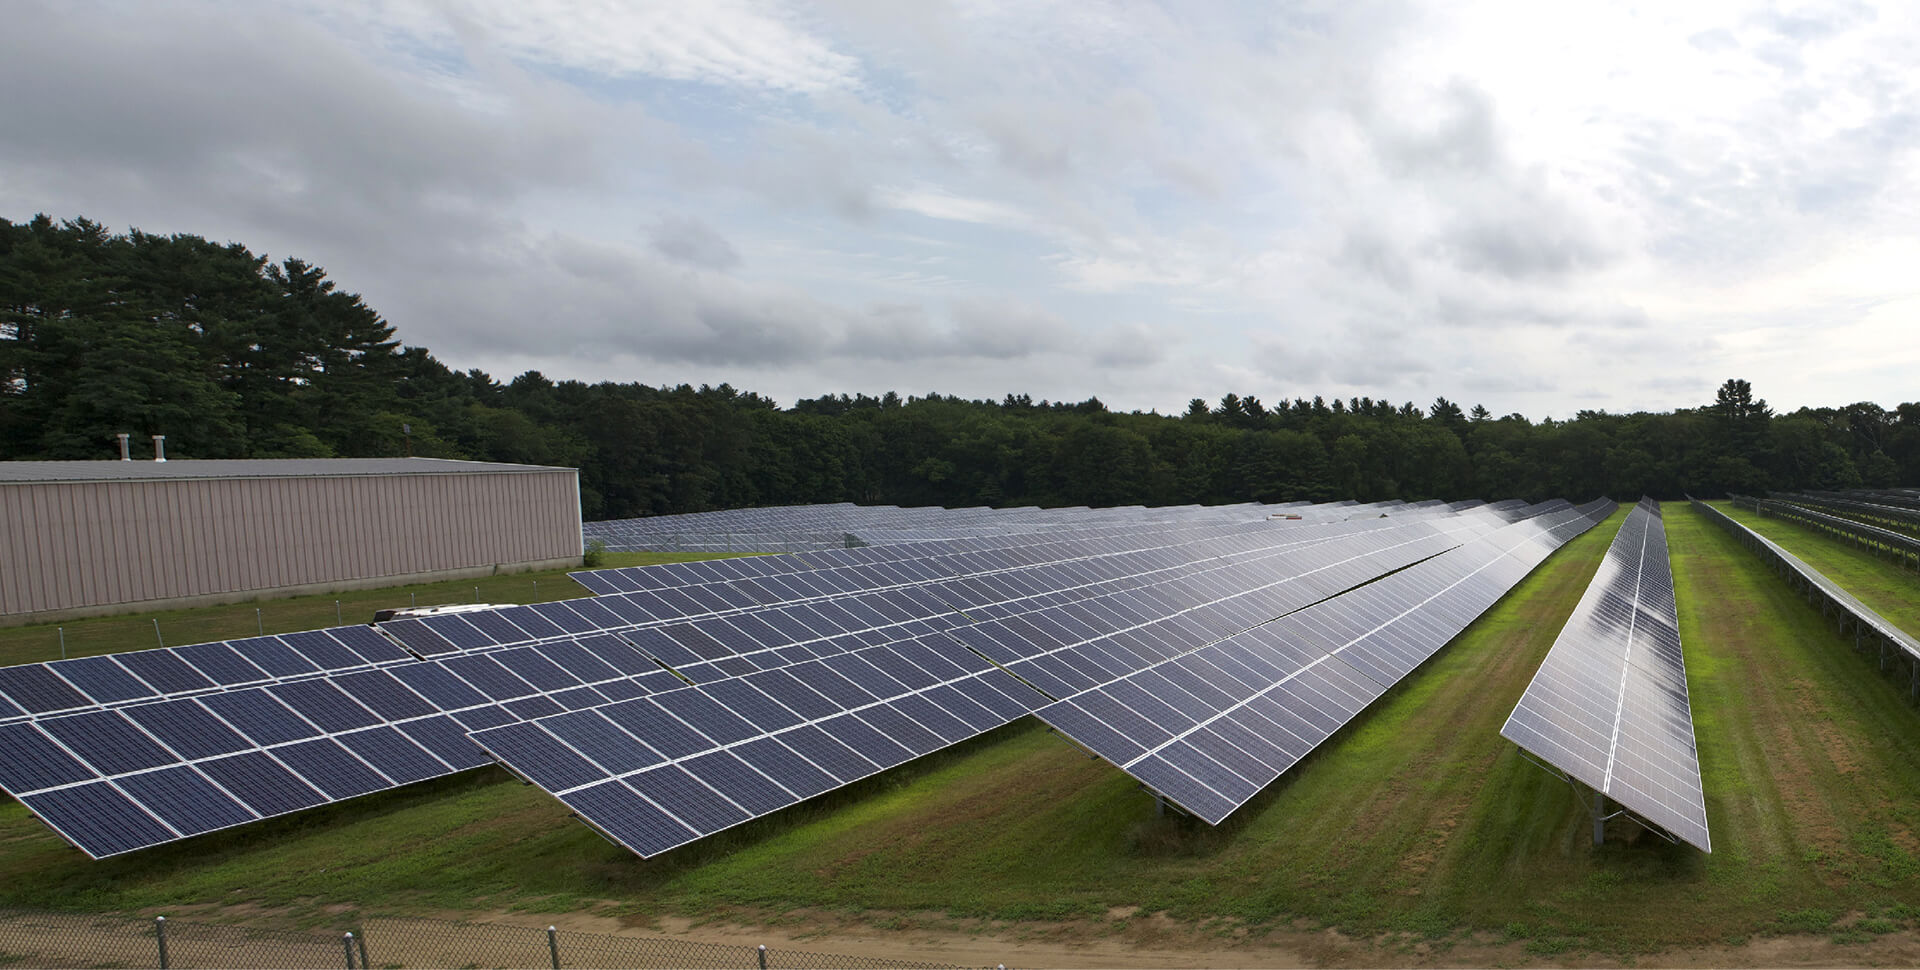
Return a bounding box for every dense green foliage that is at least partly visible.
[5,216,1917,517]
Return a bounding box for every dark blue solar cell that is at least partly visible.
[199,752,328,816]
[723,613,786,647]
[275,739,390,798]
[595,679,650,702]
[596,594,655,624]
[379,619,458,656]
[121,699,252,761]
[327,626,412,663]
[337,727,450,784]
[47,656,155,704]
[534,640,623,683]
[731,736,836,798]
[964,671,1047,716]
[650,589,707,619]
[817,712,913,768]
[397,716,493,771]
[542,710,664,776]
[464,610,533,646]
[113,650,215,695]
[390,663,491,710]
[701,680,804,732]
[438,655,538,701]
[1005,659,1074,698]
[624,628,701,667]
[278,630,363,671]
[173,642,270,686]
[530,602,597,635]
[855,703,945,755]
[743,670,837,721]
[225,636,319,677]
[708,656,761,677]
[773,724,877,783]
[627,765,748,834]
[1037,700,1145,763]
[632,670,688,694]
[502,695,566,720]
[548,686,608,710]
[599,698,714,759]
[118,765,256,836]
[576,635,656,676]
[1127,754,1236,823]
[559,779,697,857]
[891,694,973,744]
[681,751,795,816]
[451,704,516,731]
[497,605,567,639]
[664,625,731,661]
[565,598,626,630]
[199,690,320,746]
[332,670,436,721]
[21,781,174,857]
[492,648,582,692]
[0,664,95,714]
[269,680,379,734]
[858,647,940,692]
[920,684,1002,732]
[768,644,821,666]
[650,690,758,746]
[783,662,872,710]
[819,654,907,699]
[0,722,98,792]
[694,619,758,655]
[421,615,494,650]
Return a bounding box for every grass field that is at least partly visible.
[0,552,740,668]
[4,505,1920,958]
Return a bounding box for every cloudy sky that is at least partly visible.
[5,0,1917,416]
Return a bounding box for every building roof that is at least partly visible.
[0,458,576,484]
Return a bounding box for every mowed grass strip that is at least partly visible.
[5,507,1920,954]
[1714,500,1920,640]
[0,551,741,667]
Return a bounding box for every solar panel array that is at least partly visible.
[1500,499,1711,852]
[481,500,1609,855]
[0,496,1611,860]
[582,500,1404,553]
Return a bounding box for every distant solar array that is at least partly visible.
[3,497,1605,860]
[1732,494,1920,571]
[1501,499,1710,852]
[581,500,1414,553]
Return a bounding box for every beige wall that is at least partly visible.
[0,470,581,617]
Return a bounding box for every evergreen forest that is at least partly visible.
[3,216,1915,519]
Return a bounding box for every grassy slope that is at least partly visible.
[0,552,739,667]
[1715,501,1920,640]
[4,506,1920,952]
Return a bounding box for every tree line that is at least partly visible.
[3,216,1916,519]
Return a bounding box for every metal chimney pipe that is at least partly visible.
[152,435,167,462]
[117,433,131,460]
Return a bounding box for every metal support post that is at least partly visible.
[336,600,344,624]
[343,932,356,969]
[1593,794,1607,847]
[758,944,768,970]
[257,608,264,635]
[548,925,561,970]
[358,931,370,970]
[154,619,165,647]
[156,916,169,970]
[57,626,66,660]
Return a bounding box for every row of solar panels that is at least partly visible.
[1774,492,1920,532]
[475,501,1614,856]
[1732,495,1920,563]
[1501,499,1711,851]
[0,501,1511,857]
[581,500,1381,553]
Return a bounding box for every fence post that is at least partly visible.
[343,932,356,969]
[58,626,66,660]
[257,608,264,635]
[154,619,165,648]
[336,600,344,625]
[757,943,768,970]
[548,925,561,970]
[358,930,371,970]
[155,916,169,970]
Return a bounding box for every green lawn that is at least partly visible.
[1715,500,1920,640]
[0,552,742,667]
[4,506,1920,956]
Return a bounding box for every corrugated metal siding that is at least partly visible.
[0,470,580,615]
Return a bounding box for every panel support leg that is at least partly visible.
[1593,794,1607,847]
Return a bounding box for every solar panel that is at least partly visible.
[1501,499,1710,852]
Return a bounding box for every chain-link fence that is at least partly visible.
[0,909,988,970]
